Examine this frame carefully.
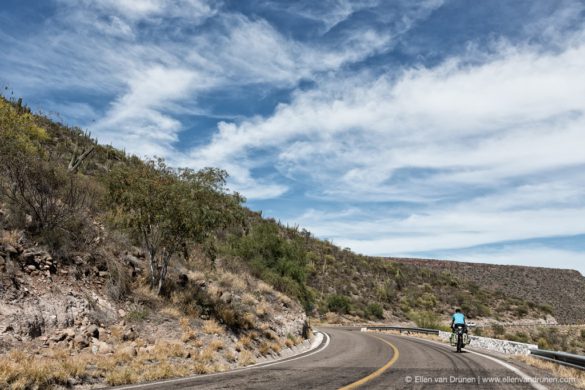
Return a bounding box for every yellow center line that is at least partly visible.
[338,335,400,390]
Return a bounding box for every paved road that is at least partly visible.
[114,328,577,389]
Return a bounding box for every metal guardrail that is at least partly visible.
[365,325,440,335]
[530,349,585,371]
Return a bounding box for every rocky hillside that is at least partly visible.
[294,239,551,327]
[387,258,585,324]
[0,225,307,388]
[0,97,308,389]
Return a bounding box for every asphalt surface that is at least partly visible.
[113,328,578,389]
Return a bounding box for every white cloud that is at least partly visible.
[192,31,585,255]
[194,36,585,196]
[60,0,217,23]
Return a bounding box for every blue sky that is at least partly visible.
[1,0,584,272]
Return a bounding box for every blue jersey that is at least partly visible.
[452,313,465,324]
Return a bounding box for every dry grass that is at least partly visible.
[161,306,182,318]
[276,292,293,306]
[219,272,247,291]
[243,312,257,328]
[255,302,271,317]
[256,281,273,294]
[198,347,216,363]
[238,350,256,366]
[242,293,258,305]
[179,317,199,343]
[0,349,88,389]
[209,338,225,351]
[225,350,237,363]
[105,367,137,386]
[270,342,282,354]
[187,270,206,283]
[285,338,295,348]
[236,334,253,351]
[203,319,225,335]
[515,355,585,388]
[258,342,271,356]
[264,329,278,340]
[0,319,285,388]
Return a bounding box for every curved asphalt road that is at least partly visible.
[114,327,577,389]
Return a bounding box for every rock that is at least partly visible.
[220,292,233,304]
[86,324,99,339]
[62,328,76,340]
[73,256,83,265]
[98,271,109,278]
[74,334,89,349]
[122,327,137,341]
[21,249,41,262]
[51,332,66,342]
[26,265,37,272]
[4,244,18,255]
[118,309,126,318]
[92,340,113,354]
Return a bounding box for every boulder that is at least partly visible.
[74,334,89,349]
[62,328,76,340]
[92,340,113,354]
[4,244,18,256]
[122,327,137,341]
[86,324,99,339]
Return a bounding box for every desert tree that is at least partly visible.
[107,158,243,294]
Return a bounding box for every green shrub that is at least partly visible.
[408,310,445,330]
[365,303,384,319]
[327,294,351,314]
[126,307,149,322]
[225,221,312,309]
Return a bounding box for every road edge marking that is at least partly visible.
[383,333,547,390]
[338,335,400,390]
[467,349,548,390]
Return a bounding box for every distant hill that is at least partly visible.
[386,258,585,324]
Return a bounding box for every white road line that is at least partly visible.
[467,349,548,390]
[114,332,331,390]
[388,334,548,390]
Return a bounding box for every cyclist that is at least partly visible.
[451,308,467,333]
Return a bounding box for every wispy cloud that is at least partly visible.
[195,28,585,254]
